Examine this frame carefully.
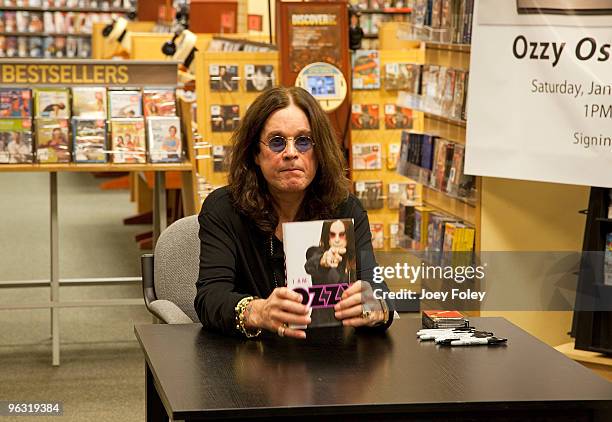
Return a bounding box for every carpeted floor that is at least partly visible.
[0,172,152,421]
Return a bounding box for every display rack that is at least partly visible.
[0,59,197,366]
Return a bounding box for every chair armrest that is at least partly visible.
[148,299,194,324]
[141,253,157,307]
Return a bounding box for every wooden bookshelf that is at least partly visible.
[423,112,466,145]
[0,162,193,173]
[424,41,470,71]
[0,32,91,37]
[0,6,132,13]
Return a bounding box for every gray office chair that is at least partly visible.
[141,215,200,323]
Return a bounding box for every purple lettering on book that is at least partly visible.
[293,283,349,309]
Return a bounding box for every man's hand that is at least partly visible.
[245,288,310,339]
[334,281,384,327]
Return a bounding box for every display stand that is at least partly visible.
[0,59,197,365]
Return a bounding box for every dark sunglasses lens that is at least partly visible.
[267,136,286,153]
[295,136,313,152]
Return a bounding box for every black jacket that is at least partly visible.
[194,186,394,335]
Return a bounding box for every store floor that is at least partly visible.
[0,172,152,421]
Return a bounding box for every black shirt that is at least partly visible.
[194,186,394,335]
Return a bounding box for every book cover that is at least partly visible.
[213,145,231,172]
[384,63,420,92]
[210,104,240,132]
[0,118,32,164]
[352,50,380,90]
[108,90,143,118]
[370,223,384,250]
[34,88,70,118]
[386,143,400,170]
[441,67,456,117]
[0,88,32,118]
[421,135,435,170]
[72,118,106,163]
[146,116,182,163]
[446,143,464,196]
[389,223,400,249]
[72,87,107,119]
[351,104,379,130]
[209,64,239,92]
[245,64,275,92]
[143,89,176,117]
[388,182,417,209]
[283,219,356,328]
[384,104,413,129]
[352,143,382,170]
[29,36,44,57]
[355,180,383,210]
[35,118,70,163]
[452,70,466,120]
[109,118,145,164]
[414,206,433,250]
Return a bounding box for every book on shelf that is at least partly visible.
[422,310,469,329]
[209,64,239,92]
[108,90,143,119]
[384,62,421,92]
[146,116,182,163]
[389,223,400,249]
[283,219,357,329]
[210,104,240,133]
[143,89,176,117]
[370,222,384,250]
[426,212,459,252]
[352,49,380,90]
[0,88,32,118]
[109,118,145,164]
[386,142,400,170]
[244,64,275,92]
[388,181,417,209]
[72,117,106,163]
[414,206,434,250]
[352,142,382,170]
[212,145,230,172]
[355,180,383,210]
[72,86,107,119]
[384,104,413,129]
[0,118,33,164]
[351,103,380,130]
[35,117,70,163]
[34,88,70,118]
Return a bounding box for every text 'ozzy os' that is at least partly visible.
[512,35,612,67]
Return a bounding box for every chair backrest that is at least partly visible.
[153,215,200,322]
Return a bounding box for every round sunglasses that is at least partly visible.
[260,135,315,154]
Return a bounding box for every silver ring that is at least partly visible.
[361,306,371,320]
[277,324,287,337]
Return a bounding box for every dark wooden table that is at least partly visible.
[134,317,612,421]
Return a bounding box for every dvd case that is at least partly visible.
[108,90,143,118]
[143,89,176,117]
[210,105,240,132]
[283,219,356,328]
[72,118,106,163]
[35,118,70,163]
[355,180,384,210]
[244,64,275,92]
[0,88,32,118]
[34,88,70,118]
[0,118,32,164]
[72,87,107,119]
[351,104,380,130]
[209,64,239,92]
[146,116,182,163]
[109,118,145,163]
[352,143,382,170]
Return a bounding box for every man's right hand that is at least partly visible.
[245,288,310,339]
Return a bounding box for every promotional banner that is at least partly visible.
[466,0,612,187]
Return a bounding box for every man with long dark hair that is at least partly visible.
[195,87,393,339]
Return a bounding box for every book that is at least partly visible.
[108,90,143,118]
[72,87,107,119]
[35,118,70,163]
[446,143,464,196]
[0,118,32,164]
[352,143,382,170]
[0,88,32,118]
[389,223,400,249]
[452,70,466,120]
[34,88,70,118]
[245,64,275,92]
[283,219,356,328]
[213,145,231,172]
[422,310,469,329]
[370,223,384,250]
[384,104,413,129]
[143,89,176,117]
[109,118,145,164]
[352,50,380,90]
[605,233,612,286]
[210,104,240,133]
[387,143,400,170]
[350,104,379,130]
[388,182,417,209]
[72,118,106,163]
[384,63,421,92]
[209,64,239,92]
[146,116,182,163]
[355,180,383,210]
